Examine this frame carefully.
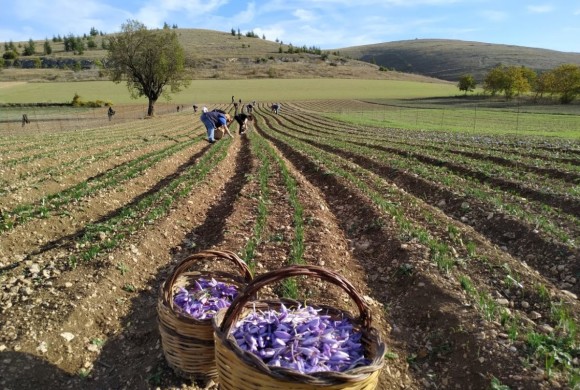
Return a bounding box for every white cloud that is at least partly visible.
[481,10,508,22]
[527,5,553,13]
[293,9,316,21]
[307,0,461,4]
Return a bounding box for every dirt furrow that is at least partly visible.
[254,118,548,390]
[264,115,580,296]
[0,137,242,390]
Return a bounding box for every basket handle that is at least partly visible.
[219,264,372,333]
[163,249,253,301]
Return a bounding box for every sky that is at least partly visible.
[1,0,580,53]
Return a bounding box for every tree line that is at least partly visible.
[458,64,580,104]
[2,27,108,60]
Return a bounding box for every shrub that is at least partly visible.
[3,51,18,60]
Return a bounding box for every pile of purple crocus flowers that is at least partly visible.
[173,278,239,320]
[232,304,369,373]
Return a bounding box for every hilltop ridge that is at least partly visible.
[3,29,580,82]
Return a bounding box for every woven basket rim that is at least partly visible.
[161,249,252,315]
[212,265,386,385]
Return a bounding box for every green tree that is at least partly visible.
[107,19,190,117]
[2,50,18,60]
[457,74,477,94]
[533,71,555,100]
[63,34,74,51]
[6,40,18,53]
[231,28,236,36]
[87,37,97,49]
[483,65,532,99]
[505,66,533,97]
[23,39,36,56]
[550,64,580,104]
[74,37,85,54]
[90,27,99,36]
[43,39,52,55]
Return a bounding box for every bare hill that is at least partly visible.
[337,39,580,81]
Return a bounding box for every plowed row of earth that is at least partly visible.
[0,100,578,390]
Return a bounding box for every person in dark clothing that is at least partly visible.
[22,114,30,127]
[233,113,254,135]
[200,110,233,143]
[193,104,198,112]
[107,107,115,121]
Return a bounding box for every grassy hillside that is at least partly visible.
[0,29,441,83]
[338,39,580,81]
[4,30,580,83]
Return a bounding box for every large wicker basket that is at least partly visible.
[157,249,252,380]
[212,265,385,389]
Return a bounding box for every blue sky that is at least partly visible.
[1,0,579,52]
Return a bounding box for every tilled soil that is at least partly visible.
[0,102,578,390]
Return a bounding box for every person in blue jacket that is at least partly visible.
[199,107,233,143]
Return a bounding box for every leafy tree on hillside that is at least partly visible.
[43,40,52,55]
[74,37,85,54]
[87,37,97,49]
[231,28,236,36]
[457,74,477,94]
[5,40,19,55]
[2,50,18,60]
[22,39,36,56]
[107,19,190,117]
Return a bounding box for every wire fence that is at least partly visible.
[0,103,194,135]
[335,103,580,138]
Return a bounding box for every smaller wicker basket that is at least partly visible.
[157,249,252,380]
[213,265,386,390]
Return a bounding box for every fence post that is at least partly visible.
[516,101,520,132]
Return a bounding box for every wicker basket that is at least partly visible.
[157,249,252,380]
[212,265,385,389]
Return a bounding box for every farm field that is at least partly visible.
[0,78,457,105]
[0,100,579,390]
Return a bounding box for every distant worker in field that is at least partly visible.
[200,107,233,143]
[193,104,198,113]
[271,103,280,114]
[22,114,30,127]
[231,95,235,103]
[107,107,116,121]
[177,105,180,112]
[233,113,254,135]
[246,103,253,114]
